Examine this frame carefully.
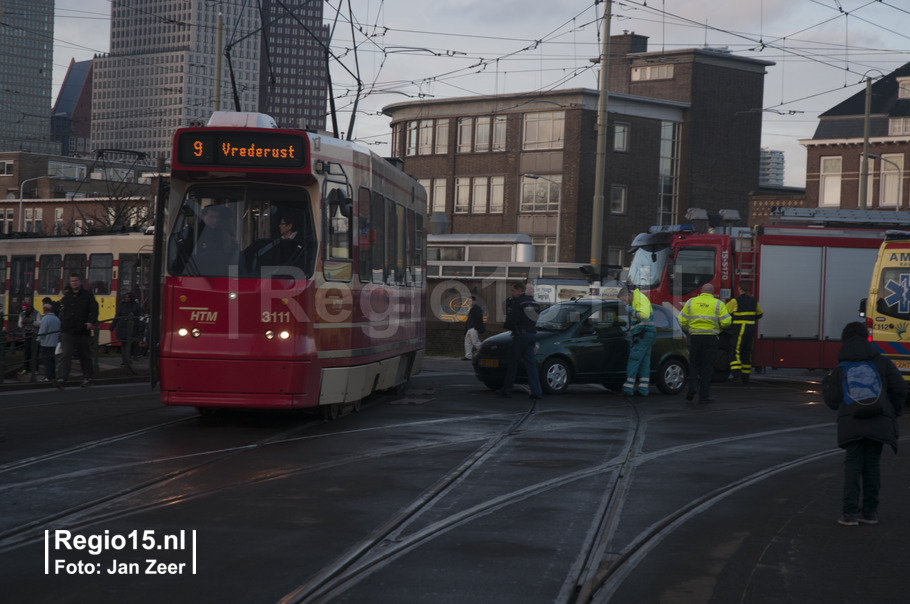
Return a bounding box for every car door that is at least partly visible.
[596,303,631,383]
[564,302,630,382]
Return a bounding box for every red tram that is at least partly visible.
[159,112,427,415]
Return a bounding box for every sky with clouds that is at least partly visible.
[53,1,910,187]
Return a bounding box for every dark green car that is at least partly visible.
[473,298,689,395]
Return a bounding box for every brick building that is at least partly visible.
[383,33,773,268]
[0,152,156,236]
[803,63,910,210]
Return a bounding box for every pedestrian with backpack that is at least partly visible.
[823,321,905,526]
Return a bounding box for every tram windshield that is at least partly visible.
[167,183,316,279]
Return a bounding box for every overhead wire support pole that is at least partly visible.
[590,0,612,281]
[860,75,871,210]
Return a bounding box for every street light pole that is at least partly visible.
[590,0,612,280]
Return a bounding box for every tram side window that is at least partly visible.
[88,253,113,295]
[671,248,715,295]
[64,254,87,286]
[386,201,400,285]
[405,209,415,286]
[370,191,386,285]
[323,185,353,281]
[414,214,424,286]
[358,187,372,283]
[0,256,5,294]
[38,254,63,295]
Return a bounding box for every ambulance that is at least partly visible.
[864,230,910,382]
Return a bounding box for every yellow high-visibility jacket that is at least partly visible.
[678,292,732,335]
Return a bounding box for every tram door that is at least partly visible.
[118,253,153,310]
[9,255,36,335]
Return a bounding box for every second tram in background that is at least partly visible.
[0,233,153,344]
[159,112,427,416]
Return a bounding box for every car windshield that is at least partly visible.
[167,183,316,278]
[537,302,590,331]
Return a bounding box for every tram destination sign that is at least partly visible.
[176,130,308,169]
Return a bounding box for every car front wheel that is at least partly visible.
[541,357,571,394]
[656,357,687,395]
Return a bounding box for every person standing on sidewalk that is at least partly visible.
[37,301,60,382]
[726,283,763,384]
[56,274,99,388]
[619,285,656,396]
[463,296,485,361]
[824,321,905,526]
[17,301,41,374]
[678,283,731,404]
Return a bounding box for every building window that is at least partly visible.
[457,117,473,153]
[454,177,470,213]
[610,185,627,215]
[889,117,910,136]
[492,116,507,152]
[471,177,488,213]
[532,236,556,263]
[418,120,433,155]
[435,120,449,154]
[613,122,629,152]
[819,156,842,207]
[0,161,13,175]
[900,78,910,99]
[520,174,561,212]
[879,154,904,208]
[658,121,681,226]
[4,209,13,234]
[474,116,491,152]
[631,64,674,81]
[432,179,446,213]
[522,111,564,150]
[406,121,418,156]
[607,247,624,268]
[489,176,504,213]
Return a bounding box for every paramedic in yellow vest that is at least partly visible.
[678,283,732,404]
[619,286,656,396]
[726,283,763,384]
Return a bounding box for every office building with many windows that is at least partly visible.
[0,0,58,154]
[91,1,327,161]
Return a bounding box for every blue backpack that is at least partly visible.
[834,359,885,418]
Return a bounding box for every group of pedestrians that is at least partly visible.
[12,275,147,388]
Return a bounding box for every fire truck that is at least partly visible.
[626,207,910,373]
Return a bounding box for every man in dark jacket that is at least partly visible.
[56,274,100,388]
[499,282,542,400]
[824,321,905,526]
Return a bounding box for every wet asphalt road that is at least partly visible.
[1,358,908,603]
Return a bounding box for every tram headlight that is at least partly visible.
[178,328,188,337]
[191,328,202,338]
[229,291,238,300]
[264,330,275,340]
[278,330,290,340]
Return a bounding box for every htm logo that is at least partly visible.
[190,310,218,322]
